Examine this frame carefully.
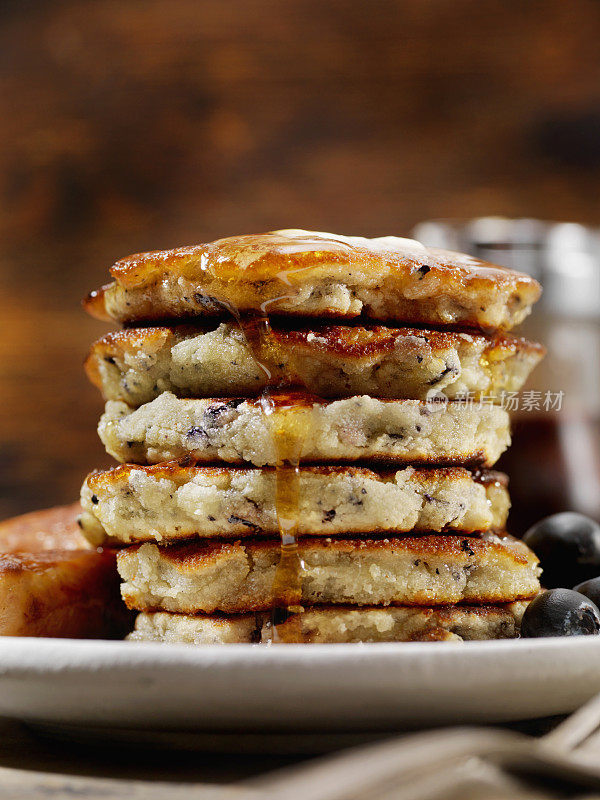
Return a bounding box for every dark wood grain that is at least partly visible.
[2,0,600,517]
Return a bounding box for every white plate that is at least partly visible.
[1,637,600,737]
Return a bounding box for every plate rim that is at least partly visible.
[1,635,600,732]
[1,633,600,672]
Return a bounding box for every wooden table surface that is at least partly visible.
[2,0,600,520]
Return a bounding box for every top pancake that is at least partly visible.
[84,230,541,330]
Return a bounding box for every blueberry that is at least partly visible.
[520,589,600,638]
[522,513,600,588]
[574,576,600,609]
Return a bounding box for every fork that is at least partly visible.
[254,691,600,800]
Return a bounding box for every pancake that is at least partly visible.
[84,230,541,330]
[0,505,131,638]
[85,322,544,406]
[99,392,511,467]
[128,603,530,644]
[129,611,259,644]
[117,533,541,614]
[80,464,509,545]
[0,549,129,638]
[0,502,88,552]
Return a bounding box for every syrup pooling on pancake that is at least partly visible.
[113,230,427,289]
[109,229,514,290]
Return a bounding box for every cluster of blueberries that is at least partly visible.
[521,513,600,637]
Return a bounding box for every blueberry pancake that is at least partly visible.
[98,392,511,467]
[128,602,530,644]
[80,464,509,545]
[86,322,544,406]
[117,533,541,614]
[84,229,541,330]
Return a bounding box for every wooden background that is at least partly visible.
[2,0,600,519]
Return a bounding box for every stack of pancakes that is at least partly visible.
[80,230,545,643]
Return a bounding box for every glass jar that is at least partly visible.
[412,218,600,536]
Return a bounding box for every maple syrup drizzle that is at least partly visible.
[263,402,306,610]
[202,282,307,641]
[240,322,307,641]
[201,234,428,641]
